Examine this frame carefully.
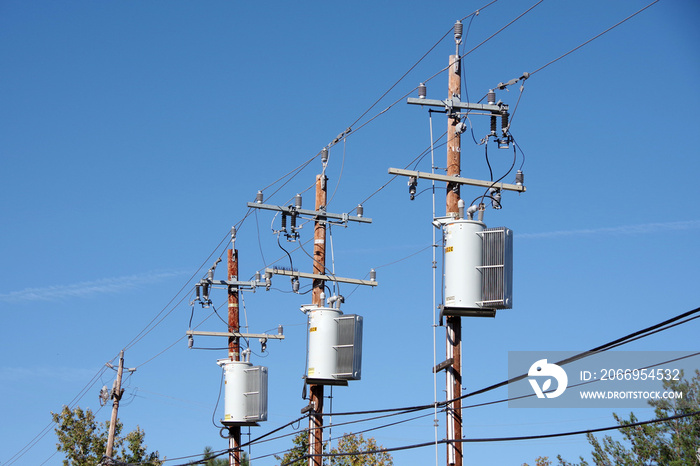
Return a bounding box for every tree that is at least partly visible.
[328,433,393,466]
[52,405,161,465]
[275,430,311,466]
[275,431,392,466]
[522,457,553,466]
[557,369,700,466]
[202,445,249,466]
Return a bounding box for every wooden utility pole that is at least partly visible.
[105,350,125,460]
[309,173,327,466]
[446,50,464,466]
[228,231,242,466]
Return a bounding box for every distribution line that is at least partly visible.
[283,411,699,465]
[250,406,434,450]
[422,0,545,87]
[529,0,660,76]
[160,305,699,465]
[251,411,439,463]
[346,0,500,132]
[3,363,112,465]
[123,228,231,352]
[454,306,700,404]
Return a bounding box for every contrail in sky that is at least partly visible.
[518,220,700,239]
[0,270,186,303]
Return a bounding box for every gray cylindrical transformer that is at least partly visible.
[307,307,342,381]
[217,359,269,425]
[444,219,485,310]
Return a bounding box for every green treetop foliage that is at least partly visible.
[202,445,249,466]
[275,430,311,466]
[328,433,393,466]
[525,369,700,466]
[51,405,161,466]
[275,431,393,466]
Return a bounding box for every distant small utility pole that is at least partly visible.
[105,350,126,459]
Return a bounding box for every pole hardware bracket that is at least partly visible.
[247,202,371,226]
[433,358,455,374]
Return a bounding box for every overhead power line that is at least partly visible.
[456,305,700,404]
[281,410,700,466]
[529,0,660,77]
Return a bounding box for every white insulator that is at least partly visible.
[418,82,427,99]
[454,20,463,43]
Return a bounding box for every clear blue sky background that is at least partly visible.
[2,1,699,465]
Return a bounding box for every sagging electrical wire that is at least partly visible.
[346,0,499,137]
[252,410,440,464]
[279,410,700,466]
[454,306,700,406]
[138,307,219,368]
[421,0,545,88]
[459,350,700,412]
[4,362,113,465]
[123,227,232,353]
[528,0,660,78]
[350,128,450,215]
[345,244,433,299]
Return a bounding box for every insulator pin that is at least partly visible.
[256,190,263,204]
[321,148,329,164]
[356,204,364,217]
[515,170,524,186]
[294,193,302,209]
[370,268,376,282]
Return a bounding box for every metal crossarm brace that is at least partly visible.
[388,167,526,193]
[186,330,285,340]
[246,202,371,224]
[407,97,506,114]
[265,268,378,287]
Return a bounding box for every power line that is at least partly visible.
[123,228,232,352]
[455,306,700,404]
[284,410,700,465]
[422,0,545,87]
[529,0,660,77]
[4,364,111,465]
[346,1,501,133]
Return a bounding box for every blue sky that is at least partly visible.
[1,1,699,465]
